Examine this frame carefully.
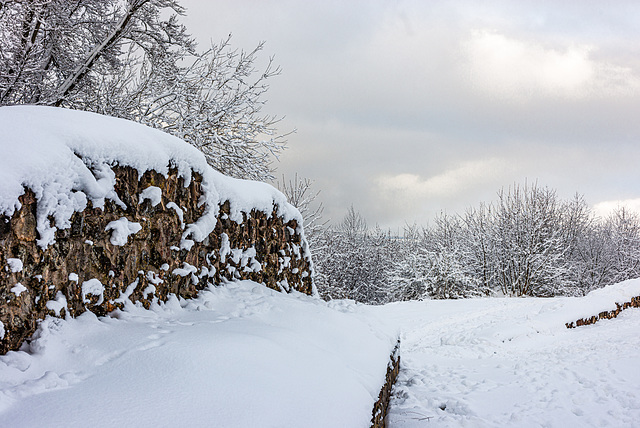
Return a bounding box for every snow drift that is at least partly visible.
[0,281,399,428]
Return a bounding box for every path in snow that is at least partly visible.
[378,298,640,427]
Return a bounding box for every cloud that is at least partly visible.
[462,30,640,101]
[376,158,513,199]
[179,0,640,229]
[593,198,640,218]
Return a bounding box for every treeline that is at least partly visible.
[298,183,640,304]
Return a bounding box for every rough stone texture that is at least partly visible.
[0,165,312,354]
[371,340,401,428]
[565,296,640,328]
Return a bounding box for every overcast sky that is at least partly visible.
[180,0,640,230]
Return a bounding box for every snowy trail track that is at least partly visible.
[379,298,640,427]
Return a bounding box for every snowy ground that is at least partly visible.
[380,285,640,427]
[0,282,396,428]
[1,280,639,427]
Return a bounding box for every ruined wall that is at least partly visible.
[0,165,313,354]
[371,340,401,428]
[565,296,640,329]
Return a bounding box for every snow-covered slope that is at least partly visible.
[380,279,640,427]
[0,281,398,428]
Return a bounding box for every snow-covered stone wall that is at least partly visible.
[565,295,640,328]
[0,106,313,354]
[371,340,401,428]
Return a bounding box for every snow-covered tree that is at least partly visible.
[0,1,285,180]
[572,221,616,295]
[607,207,640,282]
[0,0,193,106]
[460,203,496,294]
[96,36,287,180]
[312,186,640,303]
[275,173,327,261]
[421,245,479,299]
[493,184,570,296]
[313,207,398,304]
[420,213,483,299]
[320,207,375,302]
[385,224,429,301]
[313,210,367,301]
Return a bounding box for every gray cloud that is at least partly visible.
[181,0,640,229]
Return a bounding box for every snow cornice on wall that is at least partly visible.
[0,106,314,354]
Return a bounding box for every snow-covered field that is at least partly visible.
[381,281,640,427]
[1,279,639,427]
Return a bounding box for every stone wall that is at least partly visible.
[0,165,313,354]
[371,340,401,428]
[565,296,640,329]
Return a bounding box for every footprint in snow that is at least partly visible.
[94,350,126,366]
[0,351,32,372]
[136,340,164,351]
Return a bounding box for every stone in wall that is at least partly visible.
[0,165,313,354]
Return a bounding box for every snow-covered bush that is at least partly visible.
[314,207,399,304]
[316,185,640,303]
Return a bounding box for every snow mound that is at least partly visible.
[0,106,301,249]
[0,281,398,427]
[542,278,640,328]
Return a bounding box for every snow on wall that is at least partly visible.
[0,105,303,247]
[0,106,315,354]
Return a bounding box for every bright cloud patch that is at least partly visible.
[376,158,511,199]
[593,198,640,218]
[463,30,640,101]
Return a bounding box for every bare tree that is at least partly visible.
[275,174,327,245]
